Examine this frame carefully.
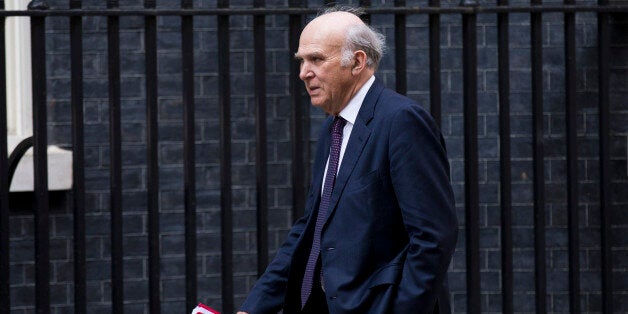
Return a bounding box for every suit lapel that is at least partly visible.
[322,79,385,227]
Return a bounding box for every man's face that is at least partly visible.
[295,26,355,115]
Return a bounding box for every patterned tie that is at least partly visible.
[301,116,346,308]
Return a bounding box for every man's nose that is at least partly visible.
[299,63,313,81]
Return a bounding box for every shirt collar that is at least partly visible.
[338,75,375,125]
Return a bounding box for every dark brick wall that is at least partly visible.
[6,0,627,313]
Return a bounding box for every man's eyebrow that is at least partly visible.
[294,52,325,60]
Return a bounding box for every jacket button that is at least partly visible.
[326,247,335,251]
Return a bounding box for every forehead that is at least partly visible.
[296,26,343,58]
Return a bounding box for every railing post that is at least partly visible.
[359,0,371,23]
[27,1,50,313]
[144,0,160,313]
[218,1,234,313]
[106,0,124,312]
[497,0,513,311]
[69,1,86,313]
[289,0,307,221]
[0,0,9,312]
[460,0,481,312]
[530,0,547,311]
[395,0,407,94]
[564,0,581,311]
[181,0,198,311]
[428,0,442,126]
[597,0,612,311]
[253,0,269,278]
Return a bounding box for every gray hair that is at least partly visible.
[319,6,386,69]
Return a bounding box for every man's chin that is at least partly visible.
[308,98,333,113]
[309,99,323,108]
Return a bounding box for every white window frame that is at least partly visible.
[6,0,72,192]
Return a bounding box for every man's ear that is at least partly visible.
[352,50,368,74]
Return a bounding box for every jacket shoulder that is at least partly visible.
[374,88,434,123]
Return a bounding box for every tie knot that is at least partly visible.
[331,116,346,135]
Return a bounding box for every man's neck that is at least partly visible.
[352,70,375,96]
[333,70,375,115]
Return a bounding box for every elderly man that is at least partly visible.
[238,7,457,314]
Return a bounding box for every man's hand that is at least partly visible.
[236,312,248,314]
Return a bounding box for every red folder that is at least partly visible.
[191,303,220,314]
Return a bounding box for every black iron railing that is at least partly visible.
[0,1,625,313]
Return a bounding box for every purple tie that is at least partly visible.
[301,116,346,308]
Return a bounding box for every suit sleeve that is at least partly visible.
[388,104,458,313]
[239,214,308,314]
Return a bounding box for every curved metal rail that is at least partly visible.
[7,136,34,188]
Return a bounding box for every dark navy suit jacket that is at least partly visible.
[240,79,458,314]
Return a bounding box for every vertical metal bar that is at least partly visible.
[0,0,9,312]
[107,0,124,312]
[428,0,442,126]
[253,0,269,276]
[461,1,481,312]
[564,0,580,312]
[289,0,306,220]
[144,1,160,313]
[359,0,371,24]
[597,0,612,311]
[530,0,547,311]
[460,5,482,314]
[217,1,234,312]
[394,0,407,95]
[69,0,86,313]
[28,1,50,312]
[181,0,197,310]
[497,0,513,312]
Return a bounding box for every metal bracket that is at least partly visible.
[27,0,49,10]
[7,136,34,189]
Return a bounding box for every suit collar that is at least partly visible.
[338,75,375,125]
[355,77,385,126]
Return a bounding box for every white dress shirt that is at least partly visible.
[321,75,376,195]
